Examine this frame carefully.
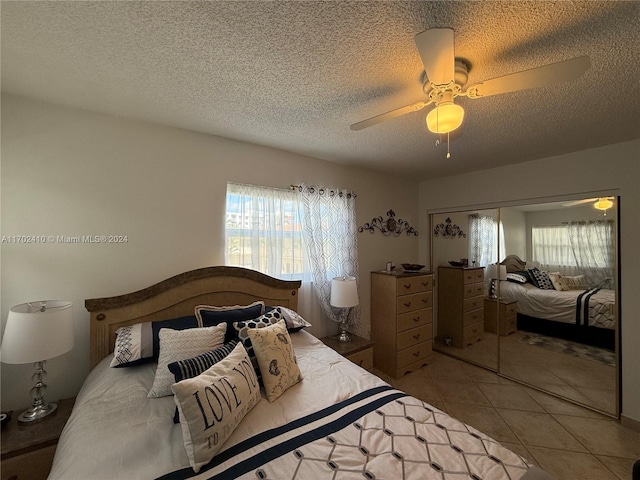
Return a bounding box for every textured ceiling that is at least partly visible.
[2,1,639,180]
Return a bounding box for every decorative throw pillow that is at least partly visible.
[147,324,227,398]
[506,273,528,284]
[168,339,239,424]
[265,306,312,332]
[528,268,555,290]
[232,309,283,381]
[195,302,264,342]
[247,319,302,403]
[548,272,570,291]
[563,275,588,290]
[110,315,199,368]
[171,343,261,473]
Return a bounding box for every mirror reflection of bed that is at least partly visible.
[431,197,619,417]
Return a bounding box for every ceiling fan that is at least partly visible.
[563,197,615,210]
[350,28,591,148]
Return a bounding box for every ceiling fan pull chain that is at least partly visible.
[446,132,451,159]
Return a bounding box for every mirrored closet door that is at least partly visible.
[431,208,500,371]
[431,196,619,417]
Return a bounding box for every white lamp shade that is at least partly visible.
[1,300,74,364]
[485,264,507,280]
[330,276,359,308]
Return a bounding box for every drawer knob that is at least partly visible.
[413,317,420,322]
[358,360,364,366]
[421,281,428,286]
[404,301,412,307]
[404,284,411,289]
[413,334,421,339]
[413,351,420,357]
[422,298,429,303]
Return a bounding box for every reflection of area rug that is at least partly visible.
[518,333,615,367]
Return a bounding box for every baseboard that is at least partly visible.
[621,414,640,433]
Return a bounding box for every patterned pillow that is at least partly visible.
[168,339,239,383]
[171,343,261,473]
[195,302,264,342]
[168,339,238,424]
[548,272,570,291]
[528,268,555,290]
[110,315,199,368]
[232,308,285,382]
[147,324,227,398]
[247,319,302,402]
[563,275,588,290]
[265,306,312,332]
[506,273,528,284]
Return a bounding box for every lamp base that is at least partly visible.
[18,401,57,425]
[338,318,351,342]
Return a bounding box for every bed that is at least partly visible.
[499,255,616,350]
[49,266,552,480]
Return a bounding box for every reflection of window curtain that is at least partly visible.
[297,184,360,331]
[468,214,505,267]
[531,225,578,274]
[568,220,615,287]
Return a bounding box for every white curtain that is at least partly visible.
[297,184,360,331]
[568,220,615,287]
[224,183,307,280]
[468,214,505,268]
[532,225,576,274]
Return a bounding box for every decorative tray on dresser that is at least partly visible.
[370,270,434,378]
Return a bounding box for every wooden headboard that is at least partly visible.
[85,266,301,369]
[501,254,527,273]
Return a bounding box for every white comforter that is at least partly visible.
[49,331,547,480]
[499,281,615,328]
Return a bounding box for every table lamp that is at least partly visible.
[486,264,507,299]
[330,276,359,342]
[1,300,74,423]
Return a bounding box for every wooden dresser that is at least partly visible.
[437,266,485,348]
[371,270,434,378]
[484,298,518,336]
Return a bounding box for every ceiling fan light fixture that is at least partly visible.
[594,197,613,211]
[426,102,464,134]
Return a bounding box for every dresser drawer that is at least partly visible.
[396,275,432,295]
[463,296,483,312]
[462,268,484,284]
[347,347,373,371]
[505,303,518,317]
[463,321,483,342]
[463,308,484,327]
[396,341,432,368]
[396,308,431,332]
[396,292,433,314]
[397,324,431,351]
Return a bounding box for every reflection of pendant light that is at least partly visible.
[594,197,613,212]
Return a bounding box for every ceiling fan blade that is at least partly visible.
[563,198,597,207]
[469,56,590,98]
[350,101,429,131]
[414,28,455,85]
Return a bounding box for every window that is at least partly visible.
[225,183,306,279]
[532,225,574,268]
[468,214,505,267]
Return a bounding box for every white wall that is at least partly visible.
[418,139,640,423]
[0,94,421,410]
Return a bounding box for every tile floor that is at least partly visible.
[373,352,640,480]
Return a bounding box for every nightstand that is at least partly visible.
[321,334,374,371]
[1,397,75,480]
[484,298,518,336]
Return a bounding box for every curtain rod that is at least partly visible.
[289,184,357,197]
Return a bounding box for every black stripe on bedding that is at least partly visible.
[575,289,591,326]
[157,385,396,480]
[582,288,601,327]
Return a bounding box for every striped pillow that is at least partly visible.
[168,340,238,383]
